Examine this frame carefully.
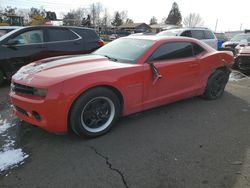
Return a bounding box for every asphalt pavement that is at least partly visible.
[0,75,250,188]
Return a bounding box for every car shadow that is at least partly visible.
[1,91,250,188]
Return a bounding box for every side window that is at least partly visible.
[83,30,99,41]
[204,30,215,39]
[192,43,205,55]
[181,30,192,37]
[191,30,204,40]
[13,30,44,44]
[47,28,78,42]
[149,42,193,61]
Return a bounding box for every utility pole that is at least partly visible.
[214,18,218,32]
[240,23,242,31]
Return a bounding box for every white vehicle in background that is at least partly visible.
[157,27,218,49]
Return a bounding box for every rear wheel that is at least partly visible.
[69,87,121,137]
[0,69,4,86]
[202,70,229,100]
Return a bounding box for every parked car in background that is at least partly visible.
[222,32,250,49]
[234,44,250,73]
[157,27,218,49]
[0,26,104,86]
[0,26,22,37]
[10,35,233,137]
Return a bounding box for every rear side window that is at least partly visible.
[192,43,205,55]
[204,30,215,39]
[191,30,204,40]
[47,28,78,42]
[73,29,99,41]
[149,42,193,61]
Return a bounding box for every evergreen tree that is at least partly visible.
[165,2,182,25]
[149,16,157,25]
[111,11,123,27]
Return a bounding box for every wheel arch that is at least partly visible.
[67,85,124,131]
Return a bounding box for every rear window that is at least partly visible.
[191,30,204,40]
[47,28,78,42]
[157,30,183,36]
[204,30,215,39]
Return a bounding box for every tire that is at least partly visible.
[0,69,4,87]
[202,70,229,100]
[69,87,121,137]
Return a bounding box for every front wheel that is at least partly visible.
[69,87,121,137]
[202,70,229,100]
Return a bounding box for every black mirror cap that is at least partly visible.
[6,39,19,46]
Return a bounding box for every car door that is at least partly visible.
[143,42,201,110]
[45,27,82,57]
[1,28,46,74]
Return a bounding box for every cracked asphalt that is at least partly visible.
[0,74,250,188]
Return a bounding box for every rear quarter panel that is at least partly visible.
[199,50,234,90]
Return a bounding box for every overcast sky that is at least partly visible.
[1,0,250,32]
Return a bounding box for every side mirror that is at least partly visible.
[148,62,162,85]
[6,39,19,46]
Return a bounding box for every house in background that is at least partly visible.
[118,23,151,33]
[150,24,181,33]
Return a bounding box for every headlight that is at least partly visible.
[33,88,47,97]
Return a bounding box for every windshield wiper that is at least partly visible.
[104,55,118,62]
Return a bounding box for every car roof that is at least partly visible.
[126,35,204,43]
[125,35,215,52]
[22,25,95,31]
[164,27,212,32]
[0,26,23,29]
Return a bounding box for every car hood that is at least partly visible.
[238,46,250,55]
[12,54,137,86]
[222,41,238,47]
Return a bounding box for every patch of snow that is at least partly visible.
[0,119,29,173]
[0,149,28,172]
[229,71,249,81]
[0,121,13,134]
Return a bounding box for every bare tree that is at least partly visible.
[101,8,111,29]
[120,10,128,23]
[90,2,103,27]
[183,13,204,27]
[63,8,88,26]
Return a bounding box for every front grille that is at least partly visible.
[238,56,250,68]
[14,105,28,116]
[12,83,34,95]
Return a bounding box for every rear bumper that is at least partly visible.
[9,91,69,133]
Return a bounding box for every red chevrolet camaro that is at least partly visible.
[10,36,234,137]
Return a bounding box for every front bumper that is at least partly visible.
[9,90,69,133]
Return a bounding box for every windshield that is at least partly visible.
[93,38,155,63]
[157,30,183,36]
[0,28,22,41]
[230,34,250,42]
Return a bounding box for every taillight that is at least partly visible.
[98,40,105,46]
